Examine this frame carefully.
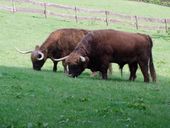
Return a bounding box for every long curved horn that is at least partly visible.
[80,56,86,62]
[15,47,32,54]
[53,56,69,61]
[37,51,44,61]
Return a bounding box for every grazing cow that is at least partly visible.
[16,28,90,72]
[58,29,156,82]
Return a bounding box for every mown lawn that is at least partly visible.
[0,0,170,127]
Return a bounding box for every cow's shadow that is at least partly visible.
[76,71,145,84]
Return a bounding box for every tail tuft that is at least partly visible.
[148,35,156,82]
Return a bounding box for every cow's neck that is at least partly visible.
[40,41,55,58]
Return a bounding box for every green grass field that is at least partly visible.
[0,0,170,127]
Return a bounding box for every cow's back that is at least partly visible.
[41,28,89,57]
[84,30,151,63]
[58,29,89,51]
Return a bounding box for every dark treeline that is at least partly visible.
[135,0,170,7]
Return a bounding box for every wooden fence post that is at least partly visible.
[44,3,47,18]
[164,19,168,33]
[105,11,108,26]
[11,0,16,13]
[74,6,78,23]
[134,16,139,30]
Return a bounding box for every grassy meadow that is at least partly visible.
[0,0,170,127]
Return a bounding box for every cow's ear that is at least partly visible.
[35,45,40,50]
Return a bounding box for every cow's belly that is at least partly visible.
[111,54,137,64]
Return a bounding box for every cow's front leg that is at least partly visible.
[53,61,58,72]
[100,60,110,80]
[62,60,68,73]
[101,71,108,79]
[100,68,108,80]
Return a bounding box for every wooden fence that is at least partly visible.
[0,0,170,32]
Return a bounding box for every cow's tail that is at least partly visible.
[148,36,157,82]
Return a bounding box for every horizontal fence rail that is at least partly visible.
[0,0,170,32]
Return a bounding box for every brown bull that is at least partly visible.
[62,29,156,82]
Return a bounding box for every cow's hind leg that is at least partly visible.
[138,59,149,82]
[129,62,138,81]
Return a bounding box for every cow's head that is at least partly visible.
[15,45,48,71]
[52,52,89,77]
[31,45,48,71]
[65,53,89,78]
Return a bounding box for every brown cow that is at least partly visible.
[16,28,90,72]
[61,29,156,82]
